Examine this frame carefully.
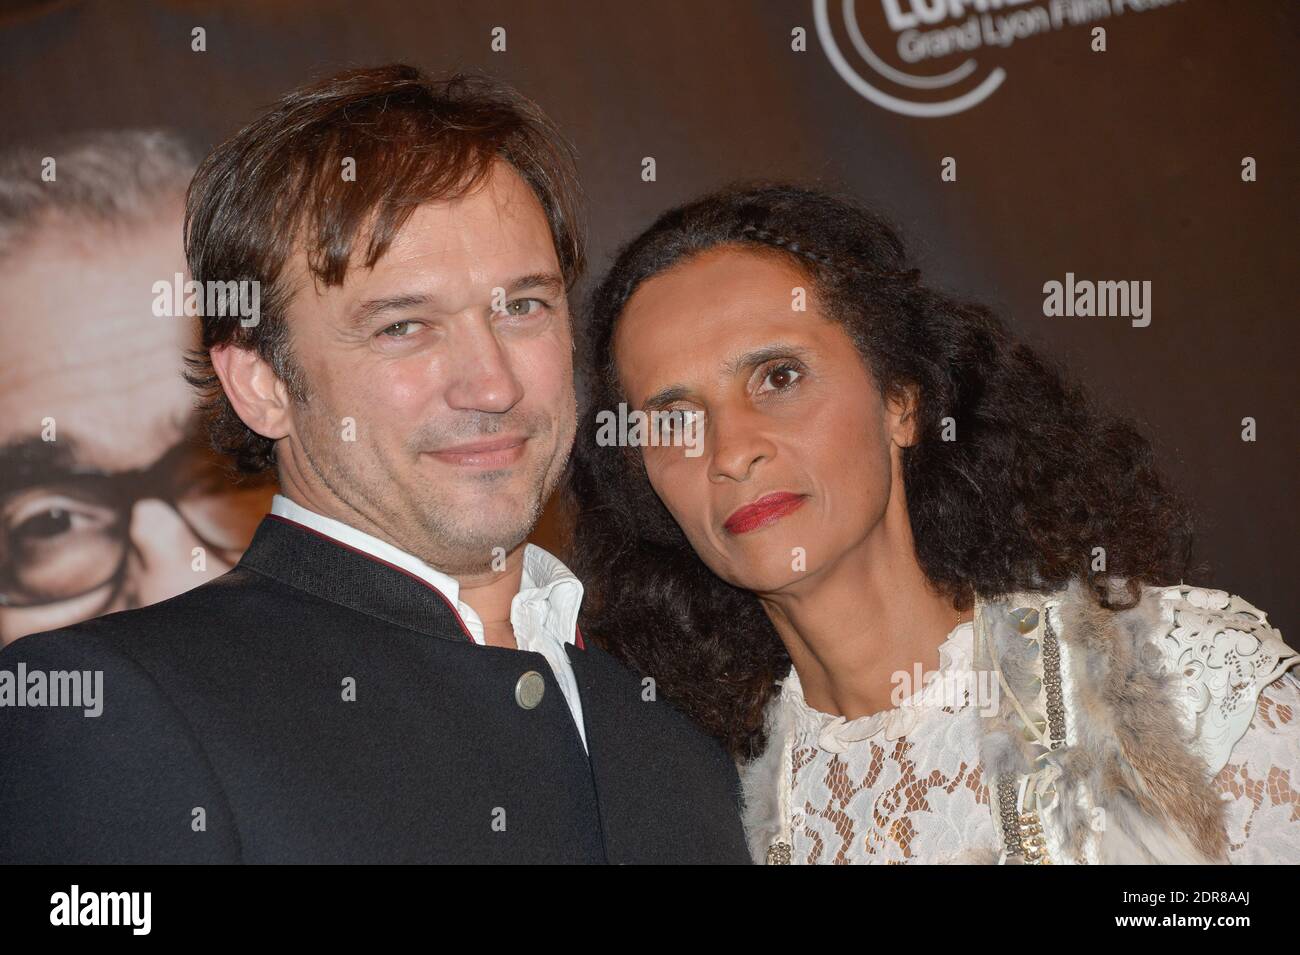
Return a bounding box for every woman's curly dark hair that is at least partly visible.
[567,183,1195,760]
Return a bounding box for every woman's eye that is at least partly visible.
[380,320,420,338]
[660,409,692,434]
[758,363,803,393]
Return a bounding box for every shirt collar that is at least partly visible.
[270,493,583,647]
[517,541,585,649]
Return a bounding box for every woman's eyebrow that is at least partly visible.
[641,384,691,412]
[723,342,812,376]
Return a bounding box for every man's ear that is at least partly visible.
[885,384,921,449]
[209,344,294,441]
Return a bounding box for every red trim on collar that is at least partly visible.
[264,513,475,643]
[575,625,587,651]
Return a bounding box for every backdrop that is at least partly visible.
[1,0,1294,632]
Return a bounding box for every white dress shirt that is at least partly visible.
[269,494,588,753]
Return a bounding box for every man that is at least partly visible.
[0,65,751,863]
[0,131,272,645]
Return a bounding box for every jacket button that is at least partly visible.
[515,670,545,709]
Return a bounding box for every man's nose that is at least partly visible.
[442,318,525,414]
[123,499,230,608]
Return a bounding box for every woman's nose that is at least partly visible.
[707,406,778,483]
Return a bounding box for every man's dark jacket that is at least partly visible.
[0,515,751,863]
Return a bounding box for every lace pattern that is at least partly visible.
[1211,668,1300,863]
[786,622,1001,864]
[783,618,1300,864]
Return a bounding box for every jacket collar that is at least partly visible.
[236,512,477,644]
[266,494,585,649]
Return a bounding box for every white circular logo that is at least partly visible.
[814,0,1006,118]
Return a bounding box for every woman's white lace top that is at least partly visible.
[782,620,1300,864]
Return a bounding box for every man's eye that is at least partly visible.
[380,320,422,338]
[501,298,547,317]
[7,496,115,542]
[758,363,803,393]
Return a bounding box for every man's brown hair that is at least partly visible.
[183,63,586,475]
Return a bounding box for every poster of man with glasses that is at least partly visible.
[0,131,274,644]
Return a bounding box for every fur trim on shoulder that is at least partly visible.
[1054,582,1231,863]
[737,686,792,864]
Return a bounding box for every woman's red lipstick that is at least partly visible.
[723,492,806,535]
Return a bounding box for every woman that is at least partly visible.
[567,183,1299,864]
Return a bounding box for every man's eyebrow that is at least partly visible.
[640,343,812,411]
[503,271,565,298]
[0,435,80,494]
[349,272,565,329]
[349,293,434,329]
